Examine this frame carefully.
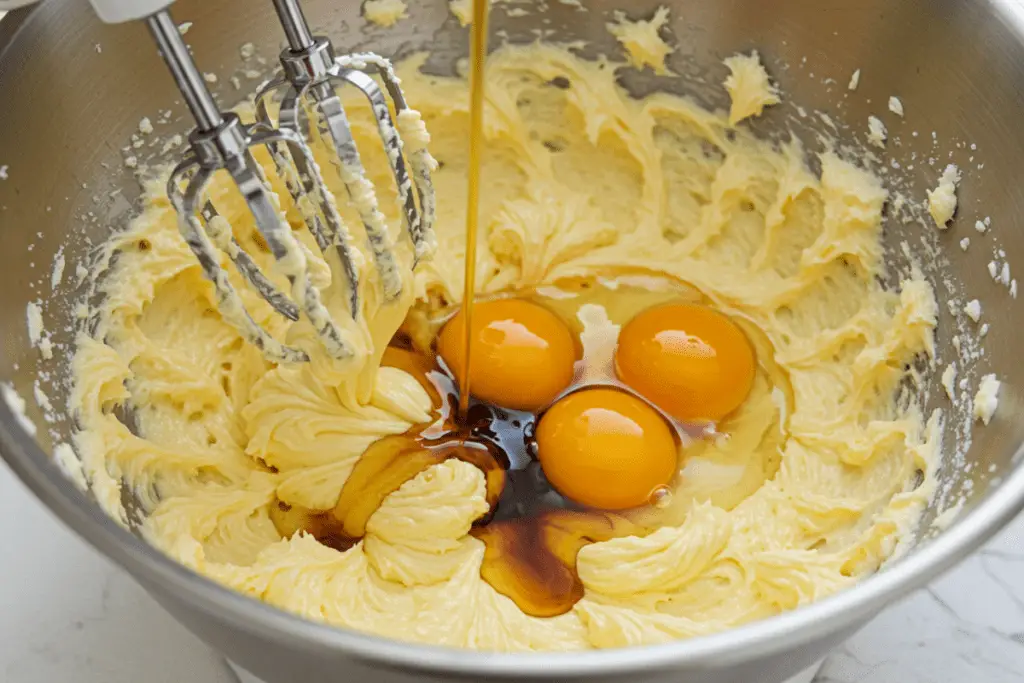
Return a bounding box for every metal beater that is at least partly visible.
[83,0,435,363]
[257,0,437,298]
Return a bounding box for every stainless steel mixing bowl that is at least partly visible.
[2,0,1024,681]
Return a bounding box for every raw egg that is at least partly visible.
[615,303,756,422]
[437,298,576,412]
[535,388,677,510]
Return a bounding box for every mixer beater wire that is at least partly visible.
[143,1,436,364]
[256,0,437,309]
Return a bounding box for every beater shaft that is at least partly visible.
[147,12,221,131]
[271,0,316,50]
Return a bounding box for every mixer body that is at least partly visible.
[1,1,1024,682]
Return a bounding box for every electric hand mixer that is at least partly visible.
[34,0,437,363]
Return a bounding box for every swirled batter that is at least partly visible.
[72,45,939,650]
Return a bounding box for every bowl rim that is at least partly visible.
[3,0,1024,676]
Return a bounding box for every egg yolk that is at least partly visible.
[535,388,678,510]
[615,303,756,422]
[437,298,576,412]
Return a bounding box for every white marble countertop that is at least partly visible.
[2,459,1022,683]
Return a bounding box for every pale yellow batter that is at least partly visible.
[71,45,939,650]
